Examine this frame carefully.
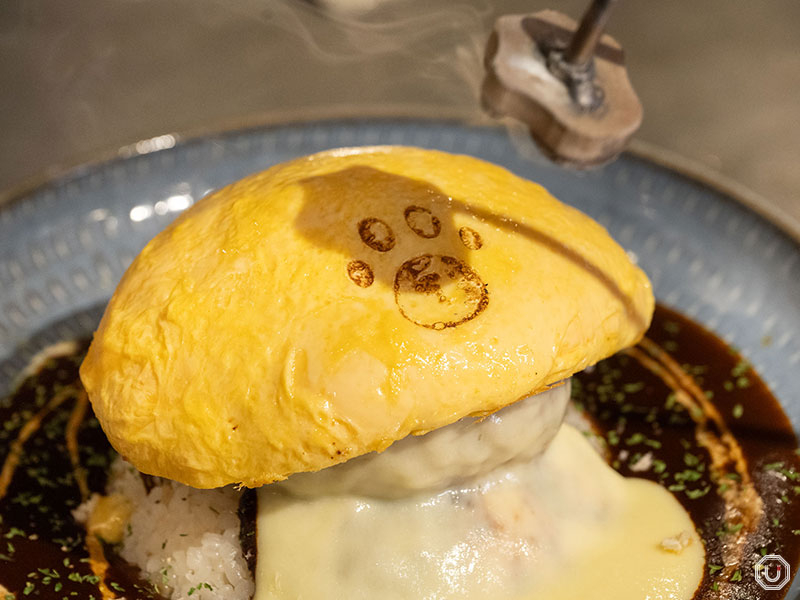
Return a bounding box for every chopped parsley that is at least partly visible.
[188,582,214,596]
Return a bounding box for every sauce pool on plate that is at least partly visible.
[0,305,799,599]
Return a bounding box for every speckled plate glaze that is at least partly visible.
[1,117,800,592]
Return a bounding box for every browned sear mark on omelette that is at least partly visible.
[347,260,375,288]
[349,201,488,329]
[358,217,396,252]
[394,254,488,330]
[458,226,483,250]
[404,205,441,239]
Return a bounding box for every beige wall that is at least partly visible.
[0,0,798,227]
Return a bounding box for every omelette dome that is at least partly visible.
[79,146,654,488]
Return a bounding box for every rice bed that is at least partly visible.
[107,458,254,600]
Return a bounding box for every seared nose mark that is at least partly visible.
[404,206,441,239]
[394,254,488,330]
[404,255,431,276]
[358,217,396,252]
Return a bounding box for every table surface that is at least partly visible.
[0,0,798,233]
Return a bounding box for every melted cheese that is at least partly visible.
[255,425,704,599]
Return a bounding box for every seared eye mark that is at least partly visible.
[458,227,483,250]
[404,206,441,239]
[347,260,375,288]
[358,218,396,252]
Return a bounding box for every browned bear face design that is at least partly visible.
[347,206,487,330]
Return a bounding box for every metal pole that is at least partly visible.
[565,0,619,66]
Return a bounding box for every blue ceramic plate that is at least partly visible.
[1,118,800,594]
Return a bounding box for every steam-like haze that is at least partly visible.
[215,0,495,106]
[227,0,552,164]
[0,0,567,193]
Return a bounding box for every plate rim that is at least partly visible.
[3,110,800,596]
[2,106,799,246]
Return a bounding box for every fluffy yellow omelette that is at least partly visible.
[80,146,654,489]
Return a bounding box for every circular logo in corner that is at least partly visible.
[755,554,790,591]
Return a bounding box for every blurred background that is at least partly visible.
[0,0,798,230]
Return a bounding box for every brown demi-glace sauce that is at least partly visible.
[576,305,800,599]
[1,305,799,599]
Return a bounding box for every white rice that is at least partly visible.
[107,458,254,600]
